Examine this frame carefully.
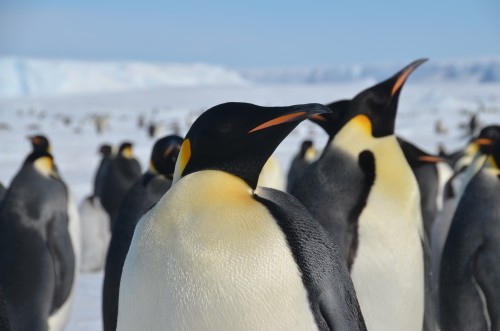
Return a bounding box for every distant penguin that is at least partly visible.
[453,125,500,172]
[257,154,285,191]
[439,140,500,331]
[93,144,113,198]
[102,135,183,331]
[397,137,449,239]
[0,144,75,330]
[117,102,366,330]
[0,285,10,331]
[287,140,316,192]
[99,142,142,226]
[78,196,110,272]
[290,60,427,331]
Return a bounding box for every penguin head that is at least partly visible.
[473,125,500,154]
[311,59,427,139]
[173,102,331,189]
[119,142,134,159]
[397,137,443,168]
[28,135,51,153]
[98,144,113,157]
[149,135,184,178]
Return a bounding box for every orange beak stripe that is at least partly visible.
[248,111,307,133]
[311,114,327,122]
[418,155,443,163]
[475,138,494,146]
[391,67,415,96]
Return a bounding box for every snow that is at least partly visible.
[0,77,499,330]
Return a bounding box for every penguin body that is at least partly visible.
[286,140,316,192]
[103,135,183,331]
[439,158,500,330]
[93,144,113,197]
[0,150,75,331]
[117,102,366,330]
[99,142,142,225]
[79,196,110,272]
[290,60,427,331]
[0,182,6,204]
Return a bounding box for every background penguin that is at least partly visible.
[439,140,500,331]
[287,140,316,192]
[0,144,75,330]
[93,144,113,198]
[398,137,451,240]
[290,60,428,331]
[78,195,111,272]
[102,134,183,331]
[431,125,500,310]
[0,285,10,331]
[257,153,286,190]
[98,142,142,227]
[117,102,366,331]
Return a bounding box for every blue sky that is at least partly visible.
[1,0,499,68]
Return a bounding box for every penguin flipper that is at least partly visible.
[255,187,366,331]
[473,243,500,330]
[46,214,76,312]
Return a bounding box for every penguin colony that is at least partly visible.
[0,59,498,331]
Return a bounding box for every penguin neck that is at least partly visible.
[331,120,419,203]
[175,170,255,203]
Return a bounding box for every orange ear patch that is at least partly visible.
[248,112,307,133]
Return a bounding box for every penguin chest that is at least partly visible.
[117,171,318,331]
[350,170,424,331]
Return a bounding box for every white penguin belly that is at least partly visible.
[350,187,424,331]
[117,171,318,331]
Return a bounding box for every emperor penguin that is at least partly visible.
[79,144,113,272]
[290,60,428,331]
[0,145,75,330]
[431,126,500,309]
[103,134,183,331]
[93,144,113,198]
[439,140,500,330]
[287,140,316,192]
[117,102,367,331]
[99,142,142,226]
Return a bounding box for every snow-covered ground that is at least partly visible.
[0,80,499,330]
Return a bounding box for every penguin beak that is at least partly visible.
[418,155,444,163]
[248,103,331,134]
[475,138,494,146]
[390,59,428,97]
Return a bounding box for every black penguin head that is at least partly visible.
[311,59,427,139]
[174,102,331,189]
[98,144,113,157]
[28,135,51,153]
[474,125,500,154]
[397,137,443,168]
[150,135,184,178]
[118,142,134,158]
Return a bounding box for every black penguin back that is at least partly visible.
[255,187,366,330]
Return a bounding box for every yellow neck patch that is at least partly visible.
[352,114,373,135]
[122,147,133,159]
[173,139,191,184]
[34,156,58,178]
[304,146,316,162]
